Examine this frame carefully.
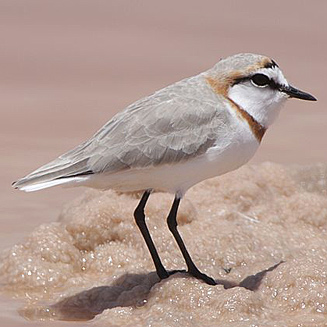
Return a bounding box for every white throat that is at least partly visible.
[228,84,287,127]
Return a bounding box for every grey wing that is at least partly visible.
[13,76,232,189]
[88,91,232,172]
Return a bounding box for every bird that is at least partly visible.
[13,53,316,285]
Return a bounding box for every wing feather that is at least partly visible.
[88,78,232,172]
[13,74,233,190]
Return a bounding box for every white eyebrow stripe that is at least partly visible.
[255,67,289,87]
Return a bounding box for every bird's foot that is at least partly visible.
[158,268,216,285]
[188,267,217,285]
[168,269,187,276]
[157,269,186,280]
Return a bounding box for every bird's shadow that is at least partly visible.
[46,261,283,321]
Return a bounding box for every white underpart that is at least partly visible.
[228,67,289,127]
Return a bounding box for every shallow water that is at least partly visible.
[1,163,327,326]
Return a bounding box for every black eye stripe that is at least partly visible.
[232,76,250,85]
[268,79,280,90]
[233,74,281,90]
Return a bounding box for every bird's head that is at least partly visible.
[206,53,316,128]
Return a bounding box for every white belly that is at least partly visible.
[81,116,260,196]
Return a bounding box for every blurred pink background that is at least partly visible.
[1,0,326,250]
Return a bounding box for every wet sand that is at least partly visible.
[1,0,327,326]
[2,163,327,326]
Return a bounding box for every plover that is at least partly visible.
[13,53,316,285]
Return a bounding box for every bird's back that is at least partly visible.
[13,72,235,192]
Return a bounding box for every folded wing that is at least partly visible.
[13,76,232,191]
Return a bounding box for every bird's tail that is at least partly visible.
[12,157,92,192]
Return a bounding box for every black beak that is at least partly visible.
[281,85,317,101]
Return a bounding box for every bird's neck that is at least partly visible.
[228,84,286,128]
[227,98,266,142]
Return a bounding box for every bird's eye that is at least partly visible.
[251,74,270,87]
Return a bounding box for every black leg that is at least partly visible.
[167,197,217,285]
[134,190,169,280]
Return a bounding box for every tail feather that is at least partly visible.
[13,177,87,192]
[12,158,92,192]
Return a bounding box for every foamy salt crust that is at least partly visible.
[1,162,327,326]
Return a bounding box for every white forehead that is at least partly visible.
[255,66,289,87]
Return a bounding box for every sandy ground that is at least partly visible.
[2,163,327,327]
[1,0,327,326]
